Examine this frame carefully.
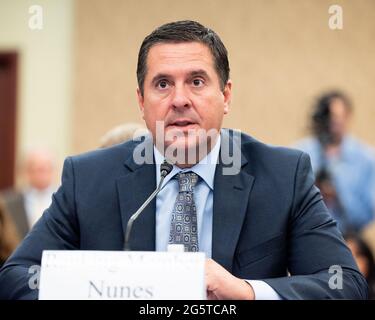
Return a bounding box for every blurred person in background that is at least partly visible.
[295,91,375,234]
[361,221,375,264]
[314,168,348,233]
[345,233,375,299]
[0,200,20,267]
[99,122,148,148]
[0,148,58,238]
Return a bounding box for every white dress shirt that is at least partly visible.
[23,186,56,228]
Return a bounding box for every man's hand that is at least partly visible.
[205,258,255,300]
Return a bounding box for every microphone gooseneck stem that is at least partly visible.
[123,175,166,251]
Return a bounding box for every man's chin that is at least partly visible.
[165,137,198,153]
[162,137,207,167]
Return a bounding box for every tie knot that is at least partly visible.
[178,172,198,192]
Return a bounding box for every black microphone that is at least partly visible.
[124,160,173,251]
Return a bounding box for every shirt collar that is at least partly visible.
[154,135,221,190]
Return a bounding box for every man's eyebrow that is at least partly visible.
[150,70,210,85]
[151,73,171,85]
[189,69,210,78]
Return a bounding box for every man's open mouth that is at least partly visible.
[168,119,197,127]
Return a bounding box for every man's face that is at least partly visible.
[329,98,351,142]
[137,42,231,164]
[26,152,54,190]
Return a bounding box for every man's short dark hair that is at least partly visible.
[310,90,352,145]
[136,20,230,95]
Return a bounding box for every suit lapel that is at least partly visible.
[116,140,156,251]
[212,131,255,272]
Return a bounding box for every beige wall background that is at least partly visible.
[73,0,375,154]
[1,0,373,163]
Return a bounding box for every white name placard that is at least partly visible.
[38,250,206,300]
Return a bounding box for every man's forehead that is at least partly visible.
[146,42,215,72]
[330,99,350,115]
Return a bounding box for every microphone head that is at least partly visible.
[160,160,173,178]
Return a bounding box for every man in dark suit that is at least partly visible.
[0,20,367,300]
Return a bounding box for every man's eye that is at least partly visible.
[192,79,204,87]
[157,80,169,89]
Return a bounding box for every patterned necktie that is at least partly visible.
[169,172,199,252]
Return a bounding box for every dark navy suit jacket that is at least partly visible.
[0,130,368,299]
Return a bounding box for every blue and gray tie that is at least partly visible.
[169,172,199,252]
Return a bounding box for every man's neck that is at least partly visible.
[157,135,220,168]
[325,143,341,158]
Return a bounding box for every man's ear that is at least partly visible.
[137,88,145,119]
[223,80,232,115]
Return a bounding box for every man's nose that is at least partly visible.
[171,85,191,110]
